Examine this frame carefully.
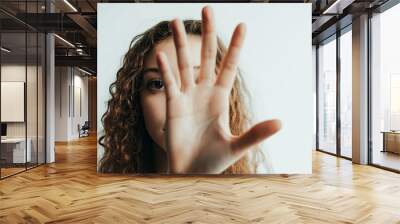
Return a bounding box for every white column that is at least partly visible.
[352,14,369,164]
[46,33,55,163]
[45,0,56,163]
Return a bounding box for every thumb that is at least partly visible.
[230,119,281,154]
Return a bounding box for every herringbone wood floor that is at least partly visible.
[1,135,400,223]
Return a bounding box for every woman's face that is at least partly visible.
[140,34,202,150]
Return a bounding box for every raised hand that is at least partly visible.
[156,6,281,174]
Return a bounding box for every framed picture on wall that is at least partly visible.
[97,3,313,174]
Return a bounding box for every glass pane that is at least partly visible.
[0,1,46,178]
[318,37,337,154]
[27,31,38,169]
[1,31,27,177]
[371,4,400,171]
[340,29,352,158]
[38,32,45,165]
[26,0,39,170]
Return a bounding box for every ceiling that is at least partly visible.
[0,0,393,75]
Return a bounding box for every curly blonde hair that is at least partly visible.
[99,20,264,174]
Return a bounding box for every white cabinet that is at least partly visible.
[1,138,32,163]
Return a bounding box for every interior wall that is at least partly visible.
[54,66,89,141]
[1,64,40,139]
[72,71,89,138]
[54,66,69,141]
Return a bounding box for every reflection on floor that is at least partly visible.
[341,147,352,158]
[373,150,400,171]
[0,167,25,178]
[0,135,400,223]
[0,163,41,178]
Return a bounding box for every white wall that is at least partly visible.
[1,64,46,164]
[1,65,26,133]
[1,65,40,138]
[72,72,89,138]
[55,66,68,141]
[54,67,89,141]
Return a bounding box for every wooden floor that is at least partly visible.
[1,163,45,178]
[1,135,400,223]
[0,167,26,178]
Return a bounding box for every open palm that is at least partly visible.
[156,6,281,174]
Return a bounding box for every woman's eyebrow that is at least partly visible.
[142,68,160,74]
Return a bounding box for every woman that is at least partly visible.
[99,6,281,174]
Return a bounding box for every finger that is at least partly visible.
[216,23,246,89]
[156,51,179,99]
[171,19,194,90]
[198,6,217,84]
[230,119,281,155]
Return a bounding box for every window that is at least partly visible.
[340,28,352,158]
[318,37,337,154]
[371,2,400,171]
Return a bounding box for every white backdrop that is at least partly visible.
[97,3,312,174]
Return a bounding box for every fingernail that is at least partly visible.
[273,119,282,130]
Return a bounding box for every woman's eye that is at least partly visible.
[146,79,164,91]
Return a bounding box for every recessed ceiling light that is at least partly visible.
[77,67,93,76]
[63,0,78,12]
[1,47,11,53]
[322,0,354,15]
[54,34,75,48]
